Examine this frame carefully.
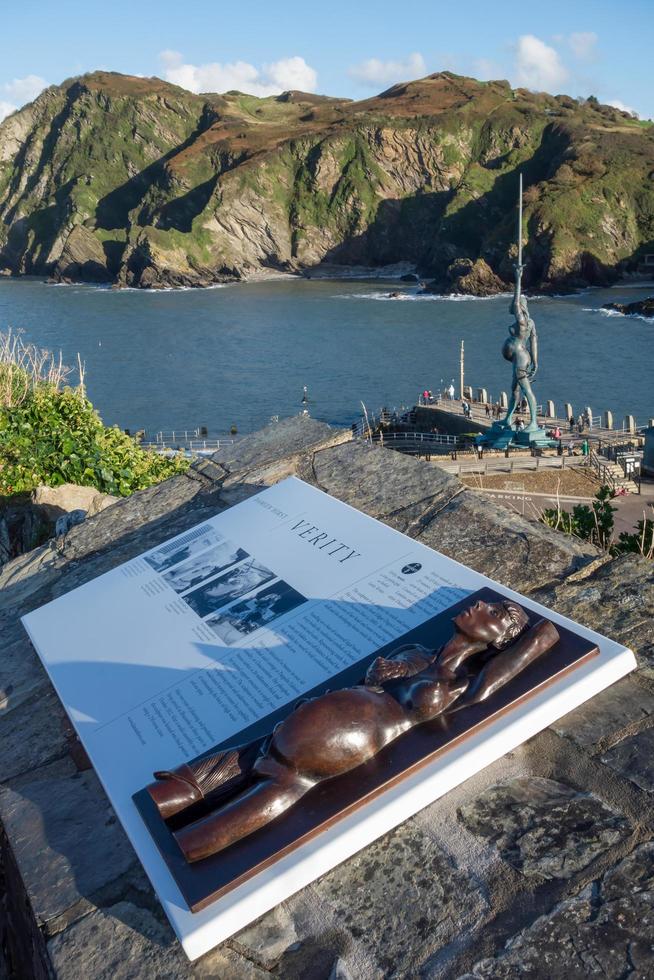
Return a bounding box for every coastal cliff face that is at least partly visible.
[1,71,653,291]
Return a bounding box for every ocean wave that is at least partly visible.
[583,306,653,323]
[332,290,511,302]
[96,283,230,294]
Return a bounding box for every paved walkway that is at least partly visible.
[474,478,654,537]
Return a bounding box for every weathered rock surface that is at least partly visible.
[457,777,630,880]
[0,762,137,929]
[551,675,654,751]
[32,483,117,520]
[532,553,654,674]
[464,843,654,979]
[601,727,654,793]
[50,225,113,284]
[1,416,654,979]
[47,900,268,980]
[315,820,487,976]
[425,258,509,297]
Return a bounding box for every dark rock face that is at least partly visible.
[602,297,654,318]
[1,416,654,979]
[457,777,630,880]
[51,225,113,284]
[601,727,654,793]
[466,843,654,979]
[424,257,510,297]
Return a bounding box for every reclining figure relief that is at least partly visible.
[147,598,559,863]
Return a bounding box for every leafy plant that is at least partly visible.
[540,485,616,551]
[617,519,654,560]
[541,486,654,561]
[0,332,188,498]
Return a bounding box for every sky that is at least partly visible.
[1,0,652,122]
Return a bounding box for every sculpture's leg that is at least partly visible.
[521,379,539,432]
[504,381,520,427]
[147,735,268,819]
[174,767,315,862]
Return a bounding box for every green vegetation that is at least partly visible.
[0,333,188,498]
[2,70,654,289]
[541,486,654,559]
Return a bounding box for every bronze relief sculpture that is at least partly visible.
[147,597,560,864]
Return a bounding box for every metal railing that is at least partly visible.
[447,455,570,477]
[587,448,620,490]
[142,437,222,454]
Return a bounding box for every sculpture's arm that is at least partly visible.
[455,619,558,708]
[528,320,538,378]
[512,262,523,317]
[366,644,434,686]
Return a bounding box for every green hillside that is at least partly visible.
[1,70,653,292]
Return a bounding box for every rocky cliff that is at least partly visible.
[1,71,653,291]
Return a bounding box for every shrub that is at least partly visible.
[540,485,616,551]
[0,332,188,497]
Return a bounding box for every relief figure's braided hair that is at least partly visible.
[492,600,530,649]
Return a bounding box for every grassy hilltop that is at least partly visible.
[0,70,653,292]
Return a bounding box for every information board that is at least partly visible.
[22,477,635,960]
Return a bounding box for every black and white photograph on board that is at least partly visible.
[162,541,248,594]
[144,527,223,574]
[206,581,307,644]
[182,558,276,618]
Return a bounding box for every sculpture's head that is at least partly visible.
[453,599,529,649]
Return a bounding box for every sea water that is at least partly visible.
[0,276,651,437]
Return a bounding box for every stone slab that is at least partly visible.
[311,440,462,523]
[417,491,597,593]
[0,765,137,928]
[0,685,69,781]
[232,904,298,969]
[314,820,486,977]
[551,676,654,750]
[457,777,630,880]
[47,901,268,980]
[464,842,654,979]
[0,635,46,715]
[215,417,347,474]
[601,727,654,793]
[532,553,654,672]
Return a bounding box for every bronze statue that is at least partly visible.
[147,598,559,863]
[502,291,539,433]
[501,173,540,434]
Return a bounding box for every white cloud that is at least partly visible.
[607,98,636,116]
[0,99,16,123]
[348,52,426,87]
[0,74,47,122]
[568,32,598,61]
[514,35,568,92]
[159,51,317,97]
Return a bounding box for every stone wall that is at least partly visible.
[1,416,653,979]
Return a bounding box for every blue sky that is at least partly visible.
[2,0,652,121]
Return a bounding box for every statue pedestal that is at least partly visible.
[477,422,558,451]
